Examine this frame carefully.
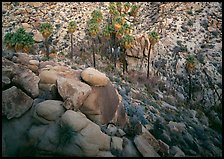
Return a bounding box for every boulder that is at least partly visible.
[80,81,120,125]
[33,100,65,124]
[2,86,33,119]
[170,146,185,157]
[122,137,140,157]
[39,69,59,84]
[22,23,32,32]
[28,64,39,73]
[111,136,123,152]
[39,65,82,85]
[12,65,40,98]
[81,67,109,86]
[57,78,92,110]
[60,110,111,156]
[134,135,160,157]
[96,151,114,157]
[13,53,31,65]
[141,126,161,152]
[29,60,39,66]
[33,30,44,42]
[2,75,11,89]
[38,83,60,100]
[2,104,36,156]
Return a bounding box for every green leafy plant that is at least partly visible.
[67,21,77,59]
[3,27,34,53]
[147,31,159,78]
[39,22,53,59]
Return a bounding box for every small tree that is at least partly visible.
[67,21,77,59]
[39,22,53,59]
[147,31,159,78]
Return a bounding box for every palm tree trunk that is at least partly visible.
[147,43,152,78]
[70,33,73,59]
[45,38,49,59]
[92,41,96,68]
[188,74,192,101]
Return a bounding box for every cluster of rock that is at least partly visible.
[2,52,169,157]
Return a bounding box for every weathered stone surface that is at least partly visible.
[2,75,11,89]
[22,23,32,32]
[33,30,44,42]
[170,146,185,157]
[29,60,40,65]
[96,151,114,157]
[167,121,186,132]
[111,136,123,152]
[12,65,40,98]
[38,83,60,100]
[2,86,33,119]
[13,53,31,65]
[80,81,120,125]
[134,135,160,157]
[28,64,39,73]
[57,78,92,110]
[60,110,111,156]
[2,103,36,156]
[122,137,140,157]
[81,67,109,86]
[34,100,65,121]
[142,126,161,152]
[39,69,59,84]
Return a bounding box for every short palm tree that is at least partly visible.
[147,31,159,78]
[129,5,140,18]
[185,54,196,74]
[109,2,116,15]
[88,21,100,68]
[102,24,112,40]
[124,2,130,14]
[116,2,122,14]
[122,34,134,49]
[67,21,77,59]
[113,16,124,31]
[39,22,53,59]
[91,10,103,23]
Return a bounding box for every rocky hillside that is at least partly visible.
[2,2,222,157]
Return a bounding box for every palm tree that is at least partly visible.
[39,22,53,59]
[129,4,140,18]
[88,21,100,68]
[120,34,134,73]
[147,31,159,78]
[185,54,196,101]
[67,21,77,59]
[124,2,130,14]
[91,10,103,23]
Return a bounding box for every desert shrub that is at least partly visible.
[3,27,34,53]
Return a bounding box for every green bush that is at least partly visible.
[3,27,34,53]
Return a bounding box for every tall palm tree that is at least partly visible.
[185,54,196,101]
[67,21,77,59]
[147,31,159,78]
[39,22,53,59]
